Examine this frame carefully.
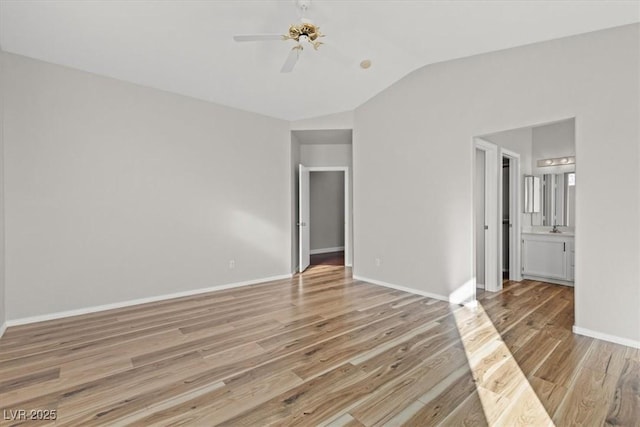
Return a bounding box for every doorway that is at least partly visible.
[299,165,350,273]
[474,138,521,292]
[499,148,522,283]
[502,157,510,280]
[309,171,345,266]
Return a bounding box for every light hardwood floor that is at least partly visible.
[0,266,638,426]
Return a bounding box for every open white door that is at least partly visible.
[475,138,499,292]
[299,164,310,272]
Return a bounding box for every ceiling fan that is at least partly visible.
[233,0,324,73]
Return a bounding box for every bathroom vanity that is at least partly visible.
[522,231,574,286]
[521,169,576,286]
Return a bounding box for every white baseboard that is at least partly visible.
[353,275,450,303]
[0,321,6,338]
[310,246,345,255]
[573,325,640,349]
[5,273,293,328]
[522,275,574,287]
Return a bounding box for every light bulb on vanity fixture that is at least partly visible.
[537,156,576,167]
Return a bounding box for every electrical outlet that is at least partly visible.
[375,257,381,267]
[229,259,235,269]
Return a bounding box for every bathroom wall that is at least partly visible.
[532,119,575,175]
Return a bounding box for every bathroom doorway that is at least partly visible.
[474,118,575,293]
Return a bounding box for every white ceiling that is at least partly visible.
[1,1,638,121]
[293,129,352,145]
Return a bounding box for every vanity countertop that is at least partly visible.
[522,231,575,237]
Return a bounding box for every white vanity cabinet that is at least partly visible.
[522,233,574,286]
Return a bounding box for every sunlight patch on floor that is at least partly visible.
[447,303,554,426]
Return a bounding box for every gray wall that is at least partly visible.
[354,24,640,343]
[290,111,354,130]
[300,144,352,167]
[0,52,5,332]
[310,171,345,251]
[532,119,576,175]
[483,127,533,176]
[3,53,291,320]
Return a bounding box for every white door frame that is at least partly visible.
[499,148,522,285]
[305,166,351,267]
[474,138,499,292]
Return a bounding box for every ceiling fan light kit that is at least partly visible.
[232,0,324,73]
[284,21,324,50]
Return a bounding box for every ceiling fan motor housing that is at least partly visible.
[288,22,320,42]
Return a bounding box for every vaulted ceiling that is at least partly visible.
[1,1,638,120]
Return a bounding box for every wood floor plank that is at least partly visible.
[553,366,618,426]
[130,370,304,426]
[605,359,640,426]
[435,390,490,426]
[349,344,469,425]
[533,334,593,388]
[528,375,568,418]
[398,366,477,426]
[0,266,637,426]
[0,368,60,394]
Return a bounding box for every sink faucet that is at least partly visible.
[551,224,561,233]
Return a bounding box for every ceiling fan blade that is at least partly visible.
[233,34,283,42]
[281,47,301,73]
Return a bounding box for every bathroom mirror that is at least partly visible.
[541,172,576,226]
[523,176,541,213]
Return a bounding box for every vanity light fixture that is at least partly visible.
[537,156,575,167]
